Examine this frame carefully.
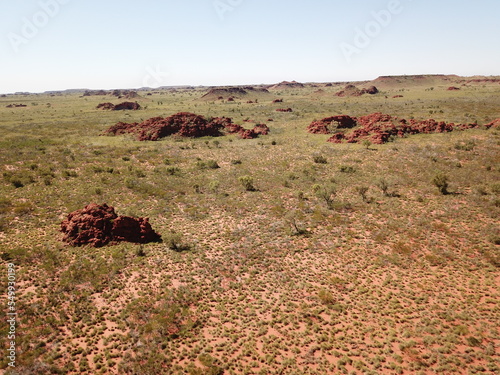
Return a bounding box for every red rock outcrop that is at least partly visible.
[276,108,293,112]
[310,112,486,145]
[96,102,115,110]
[307,115,357,134]
[272,99,283,103]
[362,86,379,95]
[61,203,161,247]
[97,102,141,110]
[113,101,141,110]
[104,113,269,141]
[335,85,379,97]
[447,86,460,91]
[485,118,500,129]
[252,124,270,136]
[6,104,27,108]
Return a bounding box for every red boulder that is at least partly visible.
[61,203,161,247]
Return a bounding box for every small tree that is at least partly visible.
[313,184,336,210]
[376,178,390,197]
[355,186,370,202]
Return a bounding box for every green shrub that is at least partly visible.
[339,165,355,173]
[313,155,327,164]
[239,176,256,191]
[432,173,449,195]
[166,167,181,176]
[165,232,191,252]
[318,289,335,305]
[376,178,390,196]
[454,140,476,151]
[355,186,369,202]
[197,160,220,169]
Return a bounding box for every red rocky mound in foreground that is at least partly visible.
[61,203,161,247]
[308,112,484,144]
[104,112,269,141]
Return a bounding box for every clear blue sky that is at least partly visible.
[1,0,499,93]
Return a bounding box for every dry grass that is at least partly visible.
[0,80,499,374]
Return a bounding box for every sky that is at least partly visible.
[1,0,499,94]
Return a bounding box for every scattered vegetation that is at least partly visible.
[1,80,499,374]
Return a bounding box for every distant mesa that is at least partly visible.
[269,81,305,90]
[372,74,457,85]
[104,112,269,141]
[61,203,161,248]
[97,101,141,111]
[83,90,107,96]
[83,89,141,99]
[308,112,485,144]
[335,85,379,97]
[201,87,270,101]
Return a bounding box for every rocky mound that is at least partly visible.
[104,112,269,141]
[112,90,140,99]
[83,90,108,96]
[447,86,461,91]
[335,85,379,97]
[225,123,270,139]
[96,102,115,110]
[61,203,161,247]
[201,87,248,100]
[307,115,357,134]
[269,81,304,90]
[485,118,500,129]
[97,102,141,110]
[276,108,293,112]
[308,112,483,144]
[6,104,27,108]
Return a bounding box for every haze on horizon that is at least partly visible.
[1,0,499,94]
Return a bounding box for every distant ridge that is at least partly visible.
[3,75,499,96]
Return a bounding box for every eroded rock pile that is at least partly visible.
[104,112,269,141]
[61,203,161,247]
[335,85,379,97]
[308,112,484,144]
[485,118,500,129]
[307,115,357,134]
[6,104,27,108]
